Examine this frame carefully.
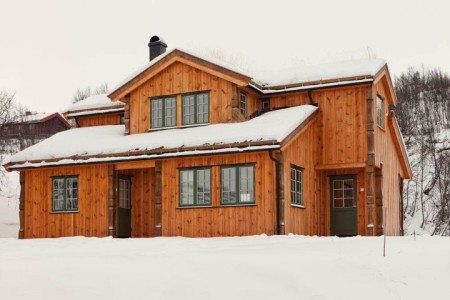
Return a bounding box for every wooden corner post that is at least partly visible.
[155,161,162,236]
[124,94,130,135]
[107,165,117,237]
[366,86,375,236]
[18,172,25,239]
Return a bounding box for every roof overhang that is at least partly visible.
[373,65,397,105]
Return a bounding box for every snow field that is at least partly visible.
[0,235,448,300]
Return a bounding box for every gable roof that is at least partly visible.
[108,48,387,100]
[9,112,70,128]
[4,105,318,170]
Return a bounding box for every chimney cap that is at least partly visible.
[148,35,167,47]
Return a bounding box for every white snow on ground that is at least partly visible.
[7,105,318,166]
[0,235,448,300]
[66,94,124,112]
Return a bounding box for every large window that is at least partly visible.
[182,92,209,125]
[221,165,255,205]
[377,96,384,128]
[240,91,247,118]
[179,168,211,207]
[52,176,79,212]
[151,96,176,128]
[290,166,303,206]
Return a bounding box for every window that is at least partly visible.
[377,96,384,128]
[221,165,255,205]
[182,92,209,125]
[52,176,78,212]
[290,166,303,206]
[151,96,176,128]
[240,91,247,117]
[261,99,270,111]
[179,168,211,207]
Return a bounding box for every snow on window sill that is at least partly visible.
[177,204,256,209]
[291,204,305,209]
[50,210,79,214]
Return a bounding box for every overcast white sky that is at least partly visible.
[1,0,449,113]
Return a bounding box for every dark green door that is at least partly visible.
[118,176,132,238]
[330,175,357,236]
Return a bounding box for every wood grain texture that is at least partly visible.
[129,61,233,134]
[77,114,122,127]
[160,151,276,237]
[23,165,109,238]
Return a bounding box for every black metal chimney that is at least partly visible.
[148,35,167,61]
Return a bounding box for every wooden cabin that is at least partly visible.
[4,36,412,239]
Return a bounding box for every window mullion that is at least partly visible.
[63,178,67,211]
[236,167,240,204]
[193,170,197,206]
[194,94,198,124]
[162,98,166,127]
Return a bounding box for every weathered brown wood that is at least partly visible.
[366,86,375,236]
[375,166,383,236]
[154,161,162,236]
[108,165,115,236]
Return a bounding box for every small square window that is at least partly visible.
[261,99,270,111]
[179,168,211,207]
[182,92,209,125]
[151,96,176,128]
[52,176,79,212]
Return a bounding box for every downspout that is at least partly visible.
[269,149,284,235]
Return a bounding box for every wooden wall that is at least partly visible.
[23,165,109,238]
[373,80,404,235]
[282,117,321,235]
[160,151,276,237]
[77,113,122,127]
[270,86,368,166]
[118,168,156,237]
[129,61,233,134]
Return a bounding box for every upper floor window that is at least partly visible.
[179,168,211,207]
[377,96,384,128]
[221,165,255,205]
[151,96,176,128]
[182,92,209,125]
[240,92,247,118]
[52,176,79,212]
[290,166,303,206]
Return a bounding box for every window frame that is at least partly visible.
[261,98,270,111]
[150,96,177,129]
[179,167,212,207]
[377,95,384,129]
[239,91,247,118]
[220,164,255,206]
[182,91,210,125]
[290,165,304,207]
[51,175,79,213]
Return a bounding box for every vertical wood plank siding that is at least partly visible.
[374,80,405,235]
[129,61,233,134]
[23,165,109,238]
[160,152,276,237]
[77,113,122,127]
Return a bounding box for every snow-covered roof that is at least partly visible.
[14,112,48,123]
[109,48,387,97]
[109,48,252,96]
[66,94,124,112]
[252,58,386,87]
[66,108,124,118]
[6,105,318,168]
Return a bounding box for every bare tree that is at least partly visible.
[72,83,109,103]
